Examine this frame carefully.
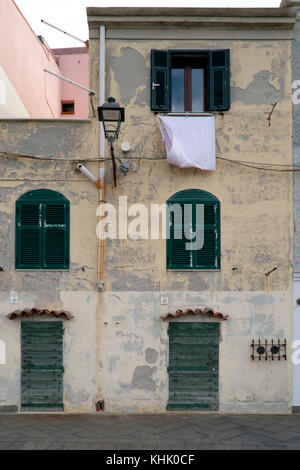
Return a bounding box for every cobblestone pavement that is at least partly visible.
[1,413,300,450]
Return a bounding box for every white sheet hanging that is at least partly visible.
[159,115,216,171]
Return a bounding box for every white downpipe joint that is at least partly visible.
[76,163,100,188]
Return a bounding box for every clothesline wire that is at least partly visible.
[0,151,300,172]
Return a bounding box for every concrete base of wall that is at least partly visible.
[0,405,18,413]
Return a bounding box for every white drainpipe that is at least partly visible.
[97,25,106,291]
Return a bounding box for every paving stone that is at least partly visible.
[0,414,300,450]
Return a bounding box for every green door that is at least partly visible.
[21,322,64,411]
[168,322,219,411]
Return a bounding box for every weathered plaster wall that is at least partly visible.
[293,17,300,272]
[89,29,294,413]
[0,119,101,412]
[0,18,295,414]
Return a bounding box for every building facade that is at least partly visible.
[0,5,297,413]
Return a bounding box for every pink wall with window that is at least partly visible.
[53,48,89,119]
[0,0,89,119]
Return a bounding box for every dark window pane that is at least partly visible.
[171,68,184,112]
[192,68,204,112]
[61,102,74,114]
[214,70,224,107]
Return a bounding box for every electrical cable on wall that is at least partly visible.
[1,150,300,173]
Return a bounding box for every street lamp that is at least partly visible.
[98,97,125,187]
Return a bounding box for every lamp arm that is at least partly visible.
[109,141,117,187]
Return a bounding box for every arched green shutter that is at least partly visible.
[151,50,170,111]
[167,190,220,270]
[16,190,70,270]
[208,49,230,111]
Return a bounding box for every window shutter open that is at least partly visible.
[16,202,42,269]
[208,50,230,111]
[43,203,69,269]
[151,50,170,111]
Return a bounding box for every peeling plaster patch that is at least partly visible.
[64,384,90,403]
[227,319,252,336]
[247,294,274,306]
[132,366,156,391]
[110,47,149,106]
[232,71,283,105]
[109,356,120,372]
[122,340,144,353]
[145,348,158,364]
[112,315,125,322]
[188,276,211,291]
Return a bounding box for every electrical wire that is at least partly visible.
[1,150,300,172]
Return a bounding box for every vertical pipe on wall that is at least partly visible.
[97,25,105,291]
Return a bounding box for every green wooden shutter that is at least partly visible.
[16,202,42,269]
[167,203,193,269]
[151,50,170,111]
[21,322,64,411]
[43,202,69,269]
[16,190,70,270]
[168,322,219,411]
[167,190,221,270]
[208,49,230,111]
[194,203,220,269]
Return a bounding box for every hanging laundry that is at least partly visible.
[159,115,216,171]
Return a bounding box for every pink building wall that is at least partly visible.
[0,0,61,118]
[0,0,89,119]
[54,48,89,119]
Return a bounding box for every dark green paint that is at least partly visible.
[168,322,219,411]
[15,190,70,270]
[21,322,64,411]
[167,190,221,270]
[151,49,230,112]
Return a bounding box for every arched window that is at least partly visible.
[167,189,220,270]
[15,189,70,270]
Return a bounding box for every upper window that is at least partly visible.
[15,189,70,270]
[61,101,75,114]
[167,189,220,270]
[151,49,230,113]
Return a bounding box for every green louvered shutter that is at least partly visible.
[43,202,69,269]
[168,322,219,411]
[167,203,193,269]
[16,190,70,270]
[151,50,170,111]
[16,202,42,269]
[208,49,230,111]
[167,190,221,270]
[194,203,220,269]
[21,322,64,411]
